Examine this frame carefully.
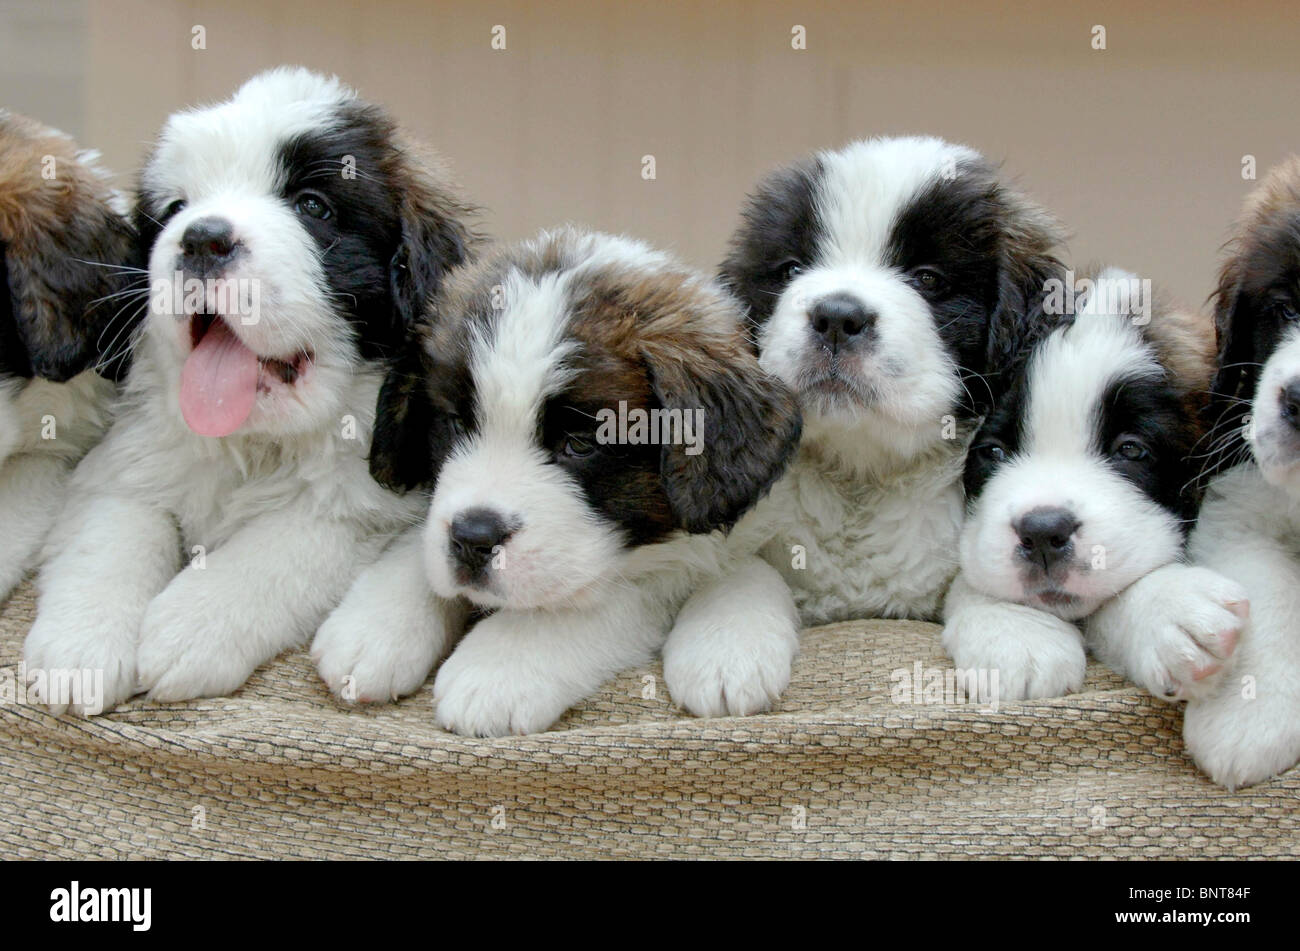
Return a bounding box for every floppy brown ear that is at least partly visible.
[646,341,801,534]
[385,140,478,349]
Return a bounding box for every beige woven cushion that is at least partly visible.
[1,580,1296,859]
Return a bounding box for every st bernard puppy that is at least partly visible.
[1159,158,1300,788]
[660,136,1066,717]
[310,227,800,736]
[24,68,475,713]
[945,267,1240,701]
[0,111,137,602]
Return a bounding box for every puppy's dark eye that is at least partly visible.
[1273,299,1299,322]
[295,192,332,220]
[772,259,804,282]
[975,442,1007,464]
[163,199,187,219]
[446,415,467,440]
[1112,438,1151,462]
[561,434,597,459]
[911,267,945,293]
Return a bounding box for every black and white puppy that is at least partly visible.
[311,227,800,736]
[25,68,475,713]
[1149,158,1300,788]
[661,136,1064,717]
[0,111,138,602]
[946,267,1241,701]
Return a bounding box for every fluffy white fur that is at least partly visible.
[24,69,423,713]
[0,371,114,600]
[313,230,772,737]
[947,271,1232,701]
[662,138,995,715]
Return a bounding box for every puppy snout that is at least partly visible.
[449,507,513,575]
[809,293,875,353]
[1014,506,1080,571]
[181,216,240,275]
[1279,381,1300,432]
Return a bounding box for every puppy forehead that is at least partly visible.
[457,231,723,423]
[814,136,980,264]
[142,71,354,200]
[1024,314,1158,453]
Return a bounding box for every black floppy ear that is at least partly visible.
[647,345,801,534]
[1208,273,1255,411]
[387,165,476,348]
[3,204,140,382]
[370,339,437,492]
[982,225,1064,412]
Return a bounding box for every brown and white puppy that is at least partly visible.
[0,110,138,602]
[1159,158,1300,788]
[311,227,800,736]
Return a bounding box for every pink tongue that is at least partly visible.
[179,319,260,437]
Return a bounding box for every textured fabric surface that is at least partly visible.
[1,581,1296,859]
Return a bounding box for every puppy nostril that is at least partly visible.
[1014,507,1081,564]
[449,508,513,571]
[809,293,875,349]
[181,216,238,265]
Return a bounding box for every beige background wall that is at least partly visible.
[2,0,1297,305]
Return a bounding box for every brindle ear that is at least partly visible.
[1200,265,1256,478]
[981,186,1066,410]
[386,145,478,351]
[370,339,437,492]
[3,202,140,382]
[647,344,801,534]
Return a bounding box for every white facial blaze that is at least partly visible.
[756,137,978,464]
[424,268,624,611]
[961,295,1185,620]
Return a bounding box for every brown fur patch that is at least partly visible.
[0,110,137,380]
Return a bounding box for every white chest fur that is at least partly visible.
[735,438,968,626]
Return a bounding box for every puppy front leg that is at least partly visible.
[434,585,670,737]
[0,453,71,602]
[662,555,799,717]
[25,494,181,714]
[1084,563,1248,701]
[137,506,379,701]
[941,572,1086,701]
[1182,542,1300,789]
[312,526,469,702]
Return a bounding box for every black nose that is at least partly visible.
[809,294,875,352]
[180,216,238,274]
[1280,382,1300,432]
[1014,507,1080,570]
[449,508,512,575]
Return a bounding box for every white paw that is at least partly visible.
[432,622,573,737]
[1118,566,1248,702]
[663,610,797,718]
[23,613,137,715]
[943,603,1085,701]
[1184,678,1300,790]
[311,604,439,703]
[136,577,257,701]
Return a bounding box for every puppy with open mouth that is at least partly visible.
[945,267,1243,702]
[24,67,476,713]
[0,111,139,602]
[311,227,800,736]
